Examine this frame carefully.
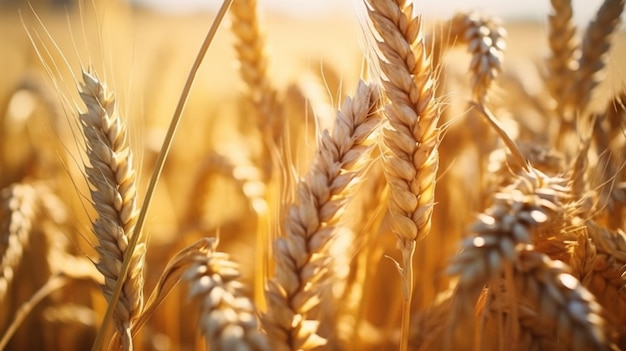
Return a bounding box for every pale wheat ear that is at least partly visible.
[91,2,234,350]
[75,68,145,351]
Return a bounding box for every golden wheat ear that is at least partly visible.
[230,0,281,173]
[76,69,145,350]
[361,0,441,349]
[262,80,382,351]
[583,222,626,328]
[435,12,506,103]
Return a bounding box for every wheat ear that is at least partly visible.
[78,69,145,350]
[514,247,609,350]
[0,183,37,303]
[263,80,382,351]
[362,1,441,349]
[546,0,579,117]
[446,12,506,102]
[448,169,572,298]
[572,0,625,112]
[230,0,281,160]
[0,183,33,287]
[183,239,269,351]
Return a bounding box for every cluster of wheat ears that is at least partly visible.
[1,0,626,350]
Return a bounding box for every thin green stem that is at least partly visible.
[90,1,234,350]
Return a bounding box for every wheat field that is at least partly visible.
[1,0,626,350]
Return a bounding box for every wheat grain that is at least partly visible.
[77,69,145,350]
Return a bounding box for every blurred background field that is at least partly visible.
[1,0,626,350]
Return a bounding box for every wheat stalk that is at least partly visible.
[263,80,382,351]
[77,69,145,350]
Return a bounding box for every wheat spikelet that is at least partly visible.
[546,0,579,117]
[0,183,37,303]
[183,239,269,351]
[263,80,382,351]
[572,0,625,112]
[77,69,145,349]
